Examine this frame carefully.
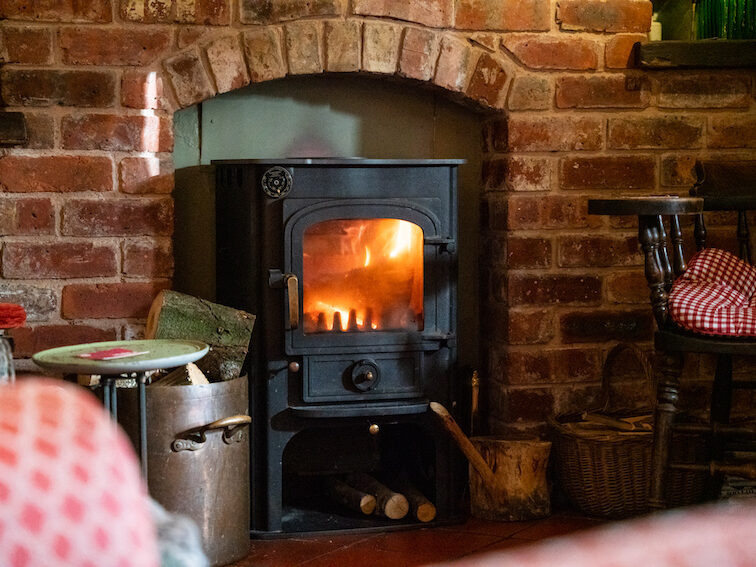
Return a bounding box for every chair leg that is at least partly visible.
[649,351,683,510]
[706,354,733,498]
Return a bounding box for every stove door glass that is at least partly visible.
[302,218,424,334]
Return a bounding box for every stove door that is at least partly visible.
[282,200,455,355]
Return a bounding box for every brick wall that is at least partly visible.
[1,0,755,430]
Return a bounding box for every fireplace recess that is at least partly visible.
[214,158,463,536]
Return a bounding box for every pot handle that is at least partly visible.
[172,414,251,452]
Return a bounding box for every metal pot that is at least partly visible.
[120,376,250,567]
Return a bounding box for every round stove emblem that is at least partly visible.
[261,166,292,198]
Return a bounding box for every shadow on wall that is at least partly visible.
[172,75,483,369]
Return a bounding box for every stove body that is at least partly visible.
[214,158,463,535]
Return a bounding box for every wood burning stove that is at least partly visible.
[214,158,463,536]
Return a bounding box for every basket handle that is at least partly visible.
[598,342,654,414]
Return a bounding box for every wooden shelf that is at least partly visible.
[638,39,756,68]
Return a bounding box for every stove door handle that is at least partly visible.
[285,273,299,330]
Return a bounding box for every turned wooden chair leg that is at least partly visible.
[706,354,734,498]
[649,351,683,510]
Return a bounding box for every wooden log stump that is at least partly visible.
[146,290,255,382]
[469,436,552,521]
[345,473,408,520]
[392,476,436,523]
[323,476,376,516]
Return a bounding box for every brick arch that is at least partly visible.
[156,19,513,112]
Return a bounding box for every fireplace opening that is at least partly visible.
[173,76,482,536]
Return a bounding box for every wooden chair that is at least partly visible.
[589,192,756,510]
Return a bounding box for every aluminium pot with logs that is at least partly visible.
[119,375,251,567]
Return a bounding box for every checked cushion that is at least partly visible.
[0,379,159,567]
[669,248,756,337]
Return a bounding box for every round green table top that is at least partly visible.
[32,339,209,375]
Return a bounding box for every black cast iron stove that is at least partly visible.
[213,158,463,536]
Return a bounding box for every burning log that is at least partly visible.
[146,290,255,382]
[323,476,376,516]
[344,473,408,520]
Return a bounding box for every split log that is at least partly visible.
[146,290,255,382]
[344,473,408,520]
[392,476,436,523]
[153,363,209,387]
[323,476,376,516]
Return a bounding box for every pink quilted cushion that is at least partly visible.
[0,379,159,567]
[669,248,756,337]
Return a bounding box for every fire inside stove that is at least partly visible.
[302,218,424,333]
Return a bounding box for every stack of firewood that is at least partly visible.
[323,472,436,523]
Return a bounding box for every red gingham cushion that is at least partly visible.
[0,379,159,567]
[669,248,756,337]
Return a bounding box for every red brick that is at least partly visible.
[484,194,508,230]
[508,74,552,111]
[206,35,250,94]
[560,309,653,342]
[506,156,551,191]
[560,156,656,190]
[708,116,756,149]
[605,34,645,68]
[504,350,551,384]
[500,388,556,422]
[506,195,540,229]
[482,118,507,152]
[0,283,56,322]
[122,240,173,277]
[398,27,440,81]
[325,20,361,73]
[661,154,697,187]
[177,26,212,48]
[121,70,165,110]
[502,34,599,70]
[61,198,173,236]
[20,113,55,149]
[608,117,704,149]
[0,197,54,235]
[455,0,550,31]
[433,35,475,93]
[62,282,170,319]
[482,159,507,191]
[59,27,171,66]
[1,26,53,64]
[9,325,116,357]
[508,275,602,305]
[542,195,604,229]
[0,155,113,192]
[506,308,555,344]
[607,271,649,303]
[241,0,342,24]
[362,21,400,75]
[243,28,287,83]
[1,69,116,107]
[466,53,508,109]
[558,235,641,267]
[508,237,552,268]
[659,73,751,108]
[120,0,229,24]
[285,21,324,75]
[119,157,174,194]
[557,0,652,32]
[2,241,117,278]
[508,116,603,151]
[163,49,215,108]
[556,74,650,108]
[61,114,173,152]
[352,0,452,28]
[1,0,112,22]
[469,32,499,51]
[553,347,602,383]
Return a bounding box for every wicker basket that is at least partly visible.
[550,343,706,519]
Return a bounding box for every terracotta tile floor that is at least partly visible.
[228,511,604,567]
